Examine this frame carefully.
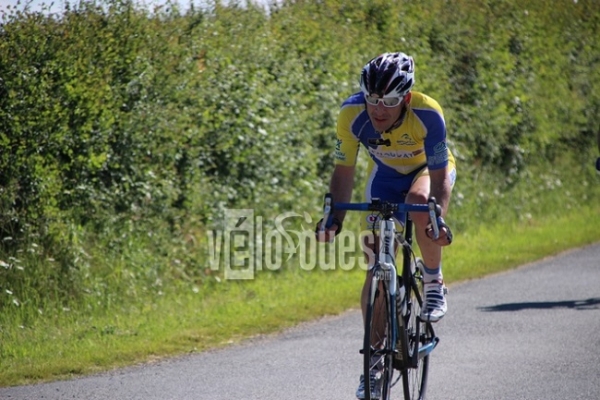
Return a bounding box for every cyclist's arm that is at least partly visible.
[331,103,361,224]
[329,164,356,224]
[429,166,452,218]
[414,101,452,216]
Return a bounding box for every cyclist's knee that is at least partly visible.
[406,187,428,209]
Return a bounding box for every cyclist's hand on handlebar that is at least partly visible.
[426,216,453,246]
[315,217,342,243]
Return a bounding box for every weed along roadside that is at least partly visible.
[1,0,600,387]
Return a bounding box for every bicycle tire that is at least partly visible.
[363,269,395,400]
[400,259,430,400]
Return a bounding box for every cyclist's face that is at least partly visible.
[366,95,405,132]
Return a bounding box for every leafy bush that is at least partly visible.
[0,0,599,313]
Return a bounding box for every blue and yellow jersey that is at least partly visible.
[335,91,455,176]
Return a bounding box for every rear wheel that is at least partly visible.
[363,269,395,400]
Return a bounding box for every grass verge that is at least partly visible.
[1,204,599,387]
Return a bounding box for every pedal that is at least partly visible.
[443,286,448,295]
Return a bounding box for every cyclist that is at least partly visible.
[316,52,456,399]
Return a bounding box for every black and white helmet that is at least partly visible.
[359,52,415,98]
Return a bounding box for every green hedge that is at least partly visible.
[0,0,598,311]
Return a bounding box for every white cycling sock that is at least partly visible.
[422,262,443,283]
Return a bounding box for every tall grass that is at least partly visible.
[2,159,599,386]
[1,0,600,387]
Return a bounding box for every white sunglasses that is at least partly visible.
[364,94,402,107]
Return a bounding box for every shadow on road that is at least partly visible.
[478,298,600,312]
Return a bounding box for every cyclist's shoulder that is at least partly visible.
[338,92,367,122]
[409,91,443,113]
[341,91,366,108]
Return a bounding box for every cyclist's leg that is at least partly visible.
[405,164,456,322]
[405,165,456,275]
[360,170,413,325]
[405,172,443,277]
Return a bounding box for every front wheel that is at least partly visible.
[401,259,431,400]
[363,270,395,400]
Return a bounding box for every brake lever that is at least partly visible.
[319,193,336,243]
[428,197,440,240]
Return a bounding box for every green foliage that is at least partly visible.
[0,0,599,320]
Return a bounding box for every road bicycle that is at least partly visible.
[320,193,444,400]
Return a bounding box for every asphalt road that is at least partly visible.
[2,243,599,400]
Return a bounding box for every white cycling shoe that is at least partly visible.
[420,280,448,322]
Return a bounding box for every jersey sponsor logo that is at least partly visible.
[366,214,379,223]
[366,213,381,229]
[334,139,346,161]
[428,152,448,166]
[433,141,448,153]
[334,150,346,161]
[449,168,457,186]
[368,148,424,159]
[429,141,449,166]
[396,133,417,146]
